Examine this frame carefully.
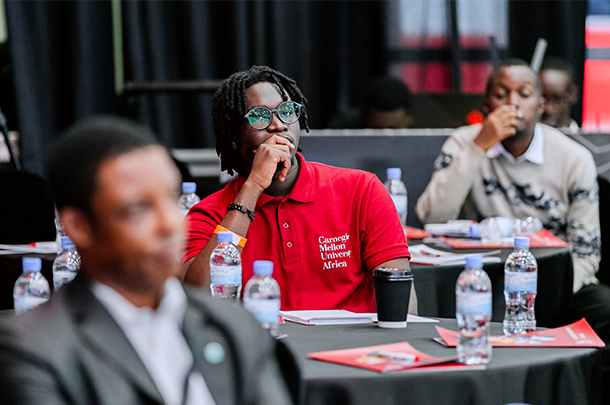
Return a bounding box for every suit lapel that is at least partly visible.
[182,298,238,405]
[66,276,165,404]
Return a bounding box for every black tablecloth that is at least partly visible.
[410,246,573,328]
[280,318,602,405]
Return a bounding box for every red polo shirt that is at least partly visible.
[183,153,410,312]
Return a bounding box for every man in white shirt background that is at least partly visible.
[416,59,610,360]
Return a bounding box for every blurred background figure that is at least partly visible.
[329,77,414,129]
[539,57,580,133]
[361,77,414,129]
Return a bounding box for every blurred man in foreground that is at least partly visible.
[181,66,416,314]
[417,58,610,349]
[539,56,580,133]
[0,116,295,405]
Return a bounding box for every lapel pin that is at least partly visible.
[203,341,225,365]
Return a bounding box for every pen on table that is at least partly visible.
[421,251,442,257]
[371,350,419,363]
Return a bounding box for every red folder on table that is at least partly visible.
[404,226,430,240]
[434,318,605,348]
[440,229,567,249]
[308,341,484,373]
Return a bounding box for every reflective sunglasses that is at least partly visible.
[244,101,302,130]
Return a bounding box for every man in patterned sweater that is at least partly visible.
[416,58,610,347]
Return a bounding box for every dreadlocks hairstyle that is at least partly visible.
[211,65,309,176]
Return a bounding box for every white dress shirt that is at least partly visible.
[92,277,215,405]
[487,123,544,164]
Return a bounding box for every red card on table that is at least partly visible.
[440,228,567,249]
[308,341,484,373]
[434,318,605,348]
[404,226,430,240]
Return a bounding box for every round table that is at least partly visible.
[280,318,602,405]
[410,246,573,327]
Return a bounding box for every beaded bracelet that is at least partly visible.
[227,202,255,222]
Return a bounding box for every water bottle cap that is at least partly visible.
[386,168,402,180]
[217,232,232,243]
[22,257,42,272]
[61,236,74,249]
[253,260,274,276]
[182,182,197,193]
[514,236,530,248]
[469,223,481,238]
[465,255,483,268]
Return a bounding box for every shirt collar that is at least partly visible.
[91,277,188,328]
[286,153,315,203]
[487,123,544,164]
[569,119,580,134]
[237,152,315,209]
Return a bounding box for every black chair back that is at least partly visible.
[0,170,56,244]
[598,176,610,286]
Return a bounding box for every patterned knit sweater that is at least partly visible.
[416,123,600,292]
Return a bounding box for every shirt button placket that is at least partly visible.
[278,204,298,261]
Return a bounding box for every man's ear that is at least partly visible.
[482,98,490,116]
[568,84,580,105]
[59,207,94,250]
[537,96,546,117]
[404,112,415,129]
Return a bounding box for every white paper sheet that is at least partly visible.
[409,244,501,266]
[279,310,439,326]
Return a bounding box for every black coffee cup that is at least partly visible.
[373,267,414,328]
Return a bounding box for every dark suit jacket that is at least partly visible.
[0,274,296,405]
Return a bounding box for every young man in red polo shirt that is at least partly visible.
[181,66,415,313]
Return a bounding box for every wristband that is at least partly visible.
[227,202,255,222]
[213,225,247,248]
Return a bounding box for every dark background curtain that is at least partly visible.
[5,0,385,176]
[508,0,587,125]
[5,0,117,176]
[120,0,386,148]
[4,0,588,176]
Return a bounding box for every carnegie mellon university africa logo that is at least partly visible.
[318,233,352,270]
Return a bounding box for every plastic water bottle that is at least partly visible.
[52,236,81,292]
[244,260,281,336]
[469,216,543,243]
[54,205,65,251]
[210,231,242,302]
[13,258,51,314]
[503,237,538,335]
[385,168,407,225]
[456,255,492,364]
[178,182,201,217]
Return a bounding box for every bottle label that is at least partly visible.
[456,292,492,314]
[210,265,242,285]
[53,271,77,291]
[244,298,280,323]
[13,294,49,314]
[391,195,407,213]
[505,271,537,292]
[13,292,25,314]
